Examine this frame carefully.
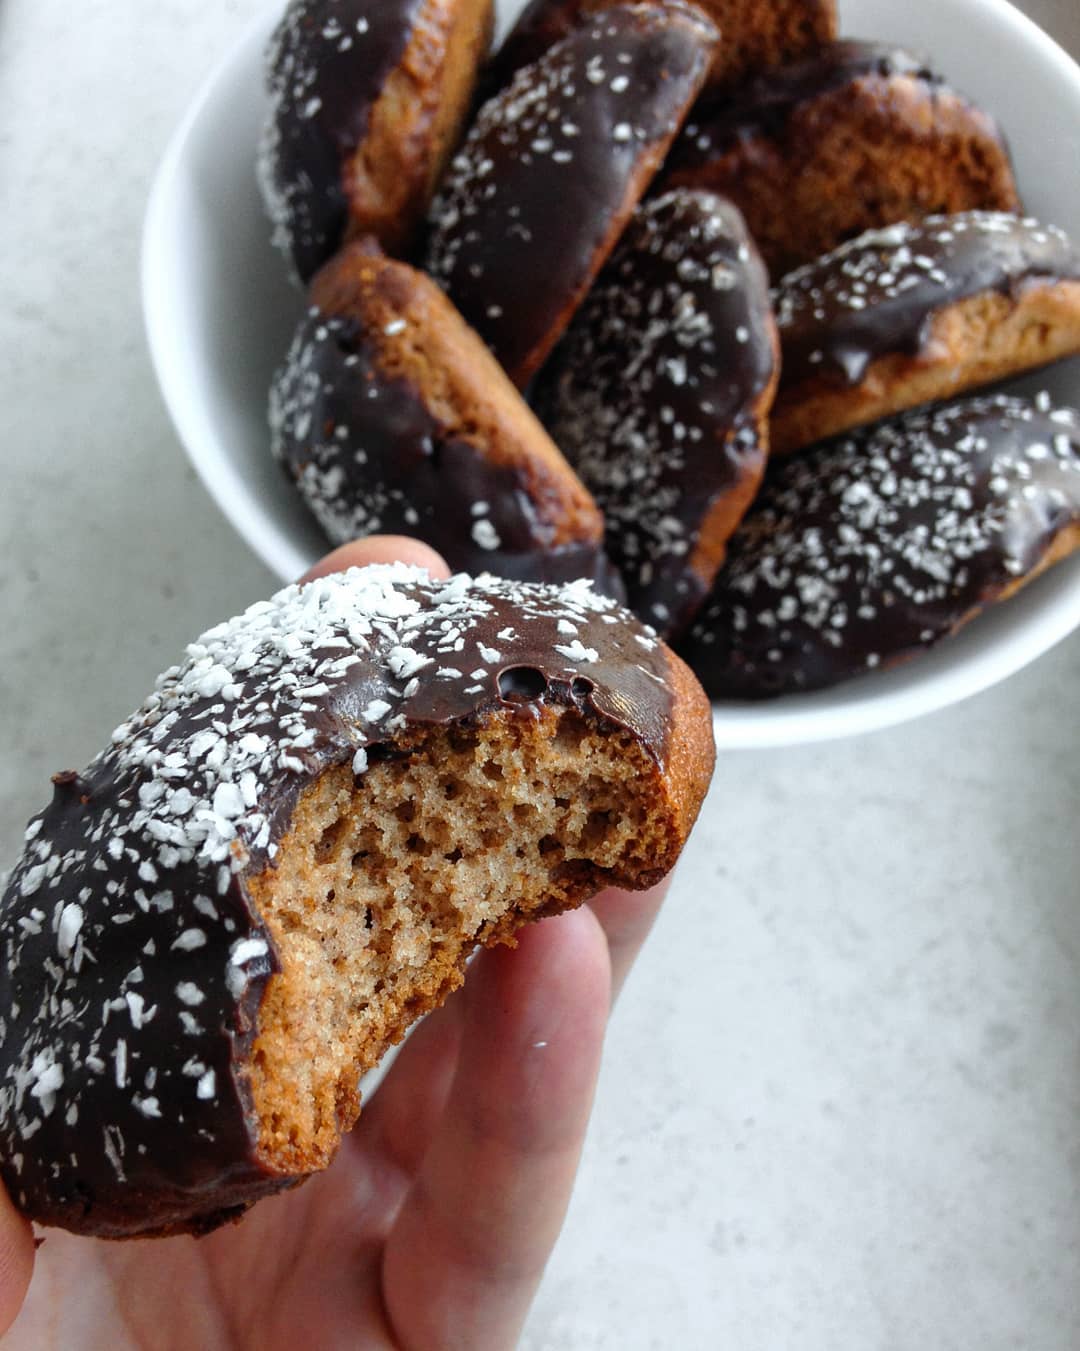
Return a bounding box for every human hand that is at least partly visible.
[0,539,672,1350]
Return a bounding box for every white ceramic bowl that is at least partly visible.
[143,0,1080,749]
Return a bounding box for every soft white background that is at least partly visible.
[1,1,1078,1346]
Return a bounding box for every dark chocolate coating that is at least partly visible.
[425,1,718,387]
[476,0,588,103]
[259,0,424,283]
[269,306,625,598]
[667,40,939,166]
[540,190,777,637]
[679,395,1080,698]
[775,213,1080,389]
[0,568,679,1236]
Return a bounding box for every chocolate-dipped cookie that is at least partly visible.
[258,0,494,282]
[270,240,622,596]
[662,41,1021,279]
[679,394,1080,697]
[425,1,719,388]
[479,0,836,98]
[771,213,1080,456]
[539,189,779,637]
[0,566,715,1238]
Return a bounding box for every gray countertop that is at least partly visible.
[1,1,1078,1346]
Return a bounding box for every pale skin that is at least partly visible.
[0,538,672,1350]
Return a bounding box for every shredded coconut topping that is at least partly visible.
[772,212,1080,386]
[0,567,673,1216]
[543,190,775,635]
[683,395,1080,696]
[257,1,423,280]
[425,5,714,380]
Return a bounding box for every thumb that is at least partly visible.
[299,536,452,584]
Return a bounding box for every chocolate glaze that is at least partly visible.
[0,567,680,1236]
[775,213,1080,389]
[258,0,425,283]
[540,189,777,638]
[270,302,624,600]
[668,40,939,166]
[425,1,718,388]
[476,0,589,103]
[679,395,1080,698]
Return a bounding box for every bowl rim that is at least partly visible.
[142,1,315,586]
[141,0,1080,750]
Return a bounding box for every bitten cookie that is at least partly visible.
[771,213,1080,456]
[480,0,837,96]
[258,0,494,282]
[662,41,1021,279]
[539,189,779,638]
[679,394,1080,697]
[0,566,715,1238]
[270,240,622,595]
[425,1,718,388]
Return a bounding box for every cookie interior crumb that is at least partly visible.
[248,704,663,1173]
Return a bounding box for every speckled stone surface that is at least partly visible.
[1,0,1079,1346]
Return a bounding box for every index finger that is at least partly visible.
[588,877,672,1002]
[381,906,611,1351]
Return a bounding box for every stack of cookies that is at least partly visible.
[258,0,1080,696]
